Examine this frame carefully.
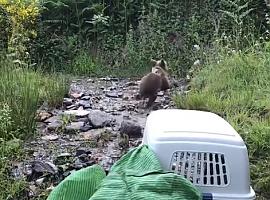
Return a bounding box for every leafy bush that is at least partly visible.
[173,44,270,198]
[0,0,39,62]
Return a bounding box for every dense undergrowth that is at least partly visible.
[0,58,68,199]
[174,44,270,199]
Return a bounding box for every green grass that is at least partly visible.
[0,58,68,139]
[67,50,151,78]
[0,57,68,199]
[173,45,270,199]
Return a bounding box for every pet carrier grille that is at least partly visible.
[170,151,230,187]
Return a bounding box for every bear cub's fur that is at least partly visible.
[137,59,170,108]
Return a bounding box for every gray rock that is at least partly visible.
[78,100,91,109]
[66,104,77,110]
[65,122,84,134]
[36,111,52,122]
[76,148,91,157]
[117,92,123,98]
[57,153,72,158]
[120,121,142,138]
[81,96,91,100]
[88,110,114,128]
[108,86,116,90]
[35,177,45,186]
[106,92,118,98]
[41,134,59,141]
[87,79,94,83]
[44,115,61,124]
[75,117,89,123]
[79,130,102,141]
[106,92,123,98]
[47,121,62,131]
[64,107,90,117]
[69,92,84,99]
[63,98,73,106]
[80,124,92,132]
[157,91,164,96]
[125,81,137,87]
[73,158,86,169]
[31,161,58,176]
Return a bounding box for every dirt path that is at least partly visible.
[11,77,187,199]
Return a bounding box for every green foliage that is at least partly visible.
[0,139,26,200]
[68,51,108,76]
[173,45,270,198]
[9,0,266,76]
[0,0,40,63]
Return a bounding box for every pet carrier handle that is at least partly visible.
[202,193,213,200]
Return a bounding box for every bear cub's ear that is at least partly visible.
[150,59,157,66]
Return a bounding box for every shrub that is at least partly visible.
[0,0,40,62]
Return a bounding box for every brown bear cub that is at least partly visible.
[136,59,170,108]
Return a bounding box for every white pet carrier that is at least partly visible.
[142,109,256,200]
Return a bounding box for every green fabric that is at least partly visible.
[47,145,202,200]
[47,165,106,200]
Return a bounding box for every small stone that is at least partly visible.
[78,100,91,109]
[46,185,55,192]
[88,110,114,128]
[41,134,59,141]
[73,159,85,169]
[57,152,72,158]
[36,111,52,122]
[31,161,58,179]
[157,91,164,96]
[108,86,116,90]
[78,153,88,160]
[44,116,60,123]
[66,104,77,110]
[64,107,90,117]
[28,185,37,197]
[76,117,89,123]
[117,92,123,97]
[122,96,129,100]
[76,148,91,157]
[125,81,137,87]
[80,124,92,132]
[123,112,130,119]
[79,130,102,141]
[120,121,142,138]
[87,79,94,83]
[81,96,91,100]
[117,105,126,111]
[63,98,73,106]
[70,92,84,99]
[47,121,62,131]
[106,92,118,98]
[35,177,45,186]
[65,122,84,134]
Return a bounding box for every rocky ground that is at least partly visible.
[10,77,188,199]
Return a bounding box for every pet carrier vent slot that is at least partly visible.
[170,151,229,186]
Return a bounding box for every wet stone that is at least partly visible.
[63,98,73,106]
[88,110,114,128]
[120,120,142,138]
